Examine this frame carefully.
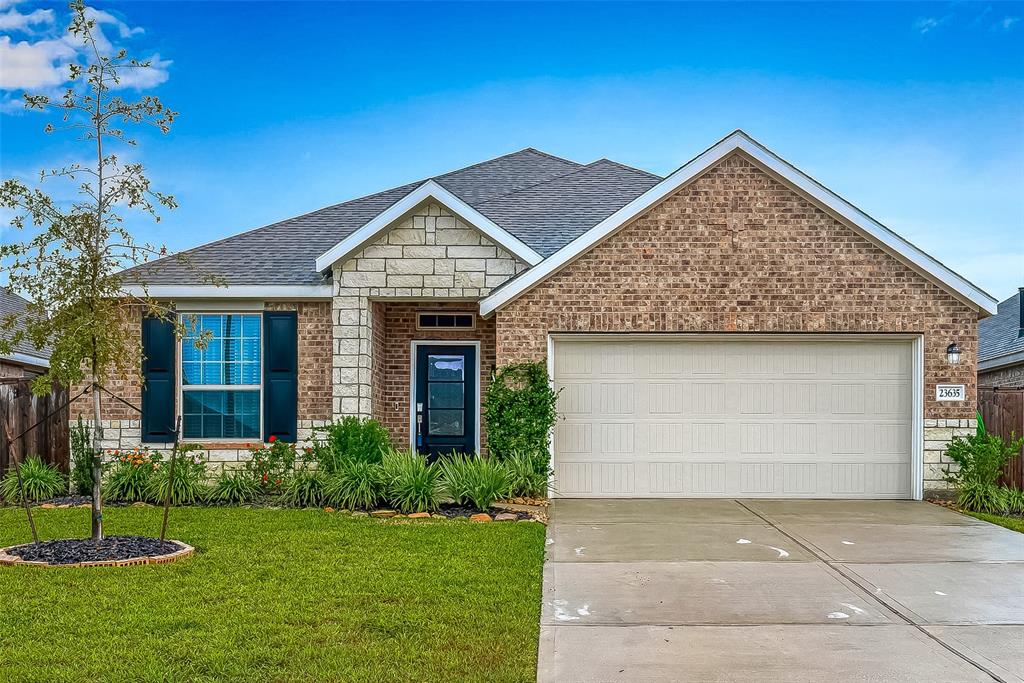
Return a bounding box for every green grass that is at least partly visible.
[967,511,1024,533]
[0,507,546,682]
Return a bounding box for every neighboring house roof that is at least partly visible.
[128,147,636,287]
[480,130,999,316]
[979,290,1024,371]
[0,289,50,368]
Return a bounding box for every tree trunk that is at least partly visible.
[90,375,103,541]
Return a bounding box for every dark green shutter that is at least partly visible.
[263,311,298,442]
[141,316,176,442]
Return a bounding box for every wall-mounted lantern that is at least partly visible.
[946,342,962,365]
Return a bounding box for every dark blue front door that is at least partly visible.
[415,344,476,457]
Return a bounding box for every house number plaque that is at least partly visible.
[936,384,965,401]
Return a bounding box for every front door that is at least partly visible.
[414,344,477,457]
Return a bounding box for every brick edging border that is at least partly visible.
[0,540,194,568]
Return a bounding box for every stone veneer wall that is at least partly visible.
[494,153,980,494]
[331,201,528,420]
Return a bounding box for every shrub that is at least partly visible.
[483,362,559,475]
[438,453,508,511]
[944,414,1023,512]
[70,417,96,496]
[103,448,161,503]
[244,437,298,493]
[315,417,391,468]
[382,449,443,513]
[281,467,327,508]
[147,444,209,505]
[1004,487,1024,515]
[323,458,385,510]
[503,450,549,499]
[0,456,66,503]
[207,469,259,505]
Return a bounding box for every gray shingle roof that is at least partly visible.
[979,290,1024,364]
[0,289,50,362]
[127,148,661,286]
[472,159,662,257]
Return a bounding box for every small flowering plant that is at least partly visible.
[244,435,299,493]
[103,447,163,502]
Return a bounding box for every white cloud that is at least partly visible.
[997,16,1020,31]
[0,5,53,31]
[0,2,169,95]
[913,16,944,34]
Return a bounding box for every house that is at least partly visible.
[979,288,1024,389]
[0,289,50,379]
[78,131,998,499]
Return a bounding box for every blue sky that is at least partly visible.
[2,1,1022,300]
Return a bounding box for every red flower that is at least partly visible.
[268,435,277,443]
[262,473,269,482]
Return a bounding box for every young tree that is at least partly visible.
[0,1,184,540]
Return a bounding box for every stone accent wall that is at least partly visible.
[923,418,977,491]
[371,301,496,452]
[493,153,980,494]
[979,362,1024,389]
[331,201,528,419]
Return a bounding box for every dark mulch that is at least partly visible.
[7,536,181,565]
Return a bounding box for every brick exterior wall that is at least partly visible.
[69,303,144,423]
[493,153,980,493]
[371,301,496,452]
[69,301,333,472]
[331,201,527,420]
[979,362,1024,389]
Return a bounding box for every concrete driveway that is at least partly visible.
[539,500,1024,682]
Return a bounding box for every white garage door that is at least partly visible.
[552,337,914,499]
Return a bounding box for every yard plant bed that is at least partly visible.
[2,536,187,566]
[0,506,545,681]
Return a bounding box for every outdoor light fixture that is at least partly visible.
[946,342,962,365]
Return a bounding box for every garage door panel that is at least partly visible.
[553,338,913,499]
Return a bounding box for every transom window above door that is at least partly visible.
[417,312,475,330]
[180,313,261,440]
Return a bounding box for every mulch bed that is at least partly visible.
[5,536,183,565]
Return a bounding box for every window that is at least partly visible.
[180,313,261,440]
[417,312,475,330]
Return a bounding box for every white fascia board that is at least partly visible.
[313,180,543,272]
[1,352,50,369]
[480,131,998,316]
[121,285,332,299]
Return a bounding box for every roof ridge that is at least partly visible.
[433,147,581,183]
[587,157,662,179]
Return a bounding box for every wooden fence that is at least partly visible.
[979,387,1024,489]
[0,378,70,476]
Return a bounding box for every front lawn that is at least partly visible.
[0,507,545,682]
[967,511,1024,533]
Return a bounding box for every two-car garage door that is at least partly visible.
[552,337,915,499]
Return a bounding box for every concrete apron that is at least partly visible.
[538,499,1024,683]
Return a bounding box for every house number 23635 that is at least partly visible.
[936,384,965,401]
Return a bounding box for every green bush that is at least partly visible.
[1004,487,1024,515]
[323,458,385,510]
[207,470,259,505]
[483,362,559,476]
[502,450,549,499]
[944,414,1023,512]
[244,437,298,493]
[147,445,209,505]
[103,448,161,503]
[315,417,392,468]
[70,417,96,496]
[0,456,66,503]
[382,449,444,513]
[438,453,508,511]
[281,467,327,508]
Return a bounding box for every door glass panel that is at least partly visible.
[429,409,464,436]
[429,383,464,409]
[428,355,464,381]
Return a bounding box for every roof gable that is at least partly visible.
[980,290,1024,367]
[480,131,998,316]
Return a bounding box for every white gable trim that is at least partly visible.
[314,180,543,272]
[480,131,998,316]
